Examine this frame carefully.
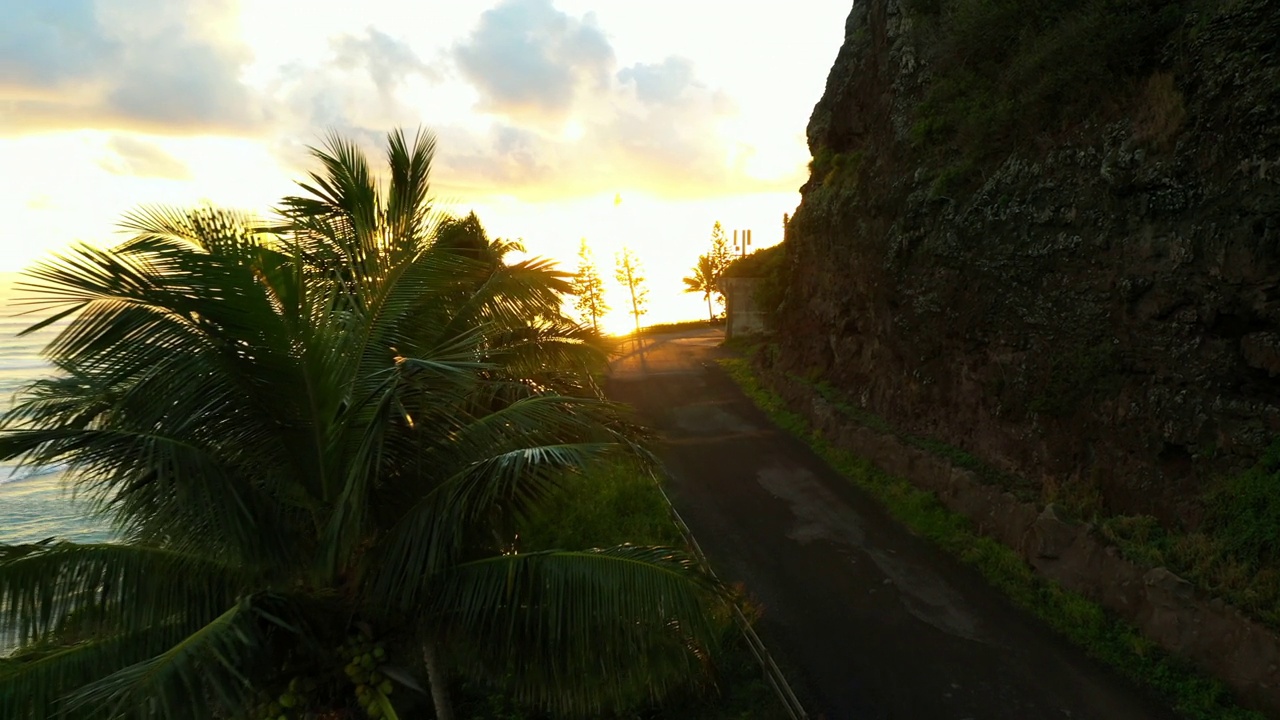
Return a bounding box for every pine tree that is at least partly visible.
[615,246,649,338]
[572,238,609,333]
[709,221,733,277]
[706,221,734,314]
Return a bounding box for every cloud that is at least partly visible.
[98,135,192,179]
[0,0,260,134]
[429,1,768,199]
[331,28,440,95]
[452,0,613,122]
[433,43,748,198]
[267,28,441,172]
[0,0,117,87]
[0,0,791,201]
[617,57,697,106]
[431,81,752,200]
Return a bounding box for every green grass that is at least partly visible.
[717,357,1263,720]
[606,320,718,348]
[518,460,683,550]
[636,320,720,336]
[772,350,1280,634]
[1098,444,1280,630]
[456,459,791,720]
[800,376,1039,500]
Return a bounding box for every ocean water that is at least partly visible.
[0,272,113,545]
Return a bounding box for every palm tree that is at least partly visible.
[0,129,724,720]
[683,254,719,323]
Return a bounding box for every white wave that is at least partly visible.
[0,463,66,486]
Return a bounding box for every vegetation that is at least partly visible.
[614,246,649,339]
[682,223,734,325]
[753,336,1280,642]
[747,334,1280,637]
[571,238,609,333]
[721,243,788,329]
[900,0,1195,192]
[456,458,791,719]
[808,149,863,189]
[0,130,726,720]
[718,356,1264,720]
[682,255,721,324]
[627,320,717,337]
[1100,443,1280,630]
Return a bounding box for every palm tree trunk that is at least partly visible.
[423,639,455,720]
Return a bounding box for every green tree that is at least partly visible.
[571,238,609,333]
[706,222,734,313]
[0,130,723,720]
[614,246,649,338]
[708,221,733,276]
[682,254,719,323]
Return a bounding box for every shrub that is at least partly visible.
[1203,441,1280,572]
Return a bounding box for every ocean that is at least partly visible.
[0,272,113,545]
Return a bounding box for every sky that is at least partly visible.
[0,0,852,331]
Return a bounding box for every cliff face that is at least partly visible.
[781,0,1280,522]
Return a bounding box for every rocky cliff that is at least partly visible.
[780,0,1280,524]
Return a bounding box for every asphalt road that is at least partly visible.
[606,329,1178,720]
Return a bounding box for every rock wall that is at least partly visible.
[781,0,1280,523]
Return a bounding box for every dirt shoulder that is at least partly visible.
[606,329,1177,720]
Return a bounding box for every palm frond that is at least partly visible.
[429,546,725,716]
[368,437,629,612]
[0,127,714,718]
[1,626,198,720]
[0,542,248,648]
[384,127,437,245]
[67,596,288,720]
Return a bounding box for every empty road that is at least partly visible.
[606,329,1176,720]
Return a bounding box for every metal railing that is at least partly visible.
[651,471,809,720]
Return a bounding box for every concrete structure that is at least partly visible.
[721,277,766,339]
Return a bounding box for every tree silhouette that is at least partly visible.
[706,222,733,312]
[682,254,719,323]
[614,247,648,339]
[0,130,724,720]
[572,238,609,333]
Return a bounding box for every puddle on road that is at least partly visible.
[756,462,988,643]
[669,402,759,435]
[757,464,867,545]
[866,548,984,642]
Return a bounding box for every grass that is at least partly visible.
[801,376,1039,500]
[717,356,1264,720]
[808,149,865,189]
[1099,443,1280,629]
[518,459,682,550]
[747,370,1280,643]
[759,341,1280,635]
[637,319,720,336]
[455,458,792,720]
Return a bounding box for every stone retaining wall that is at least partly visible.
[764,368,1280,715]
